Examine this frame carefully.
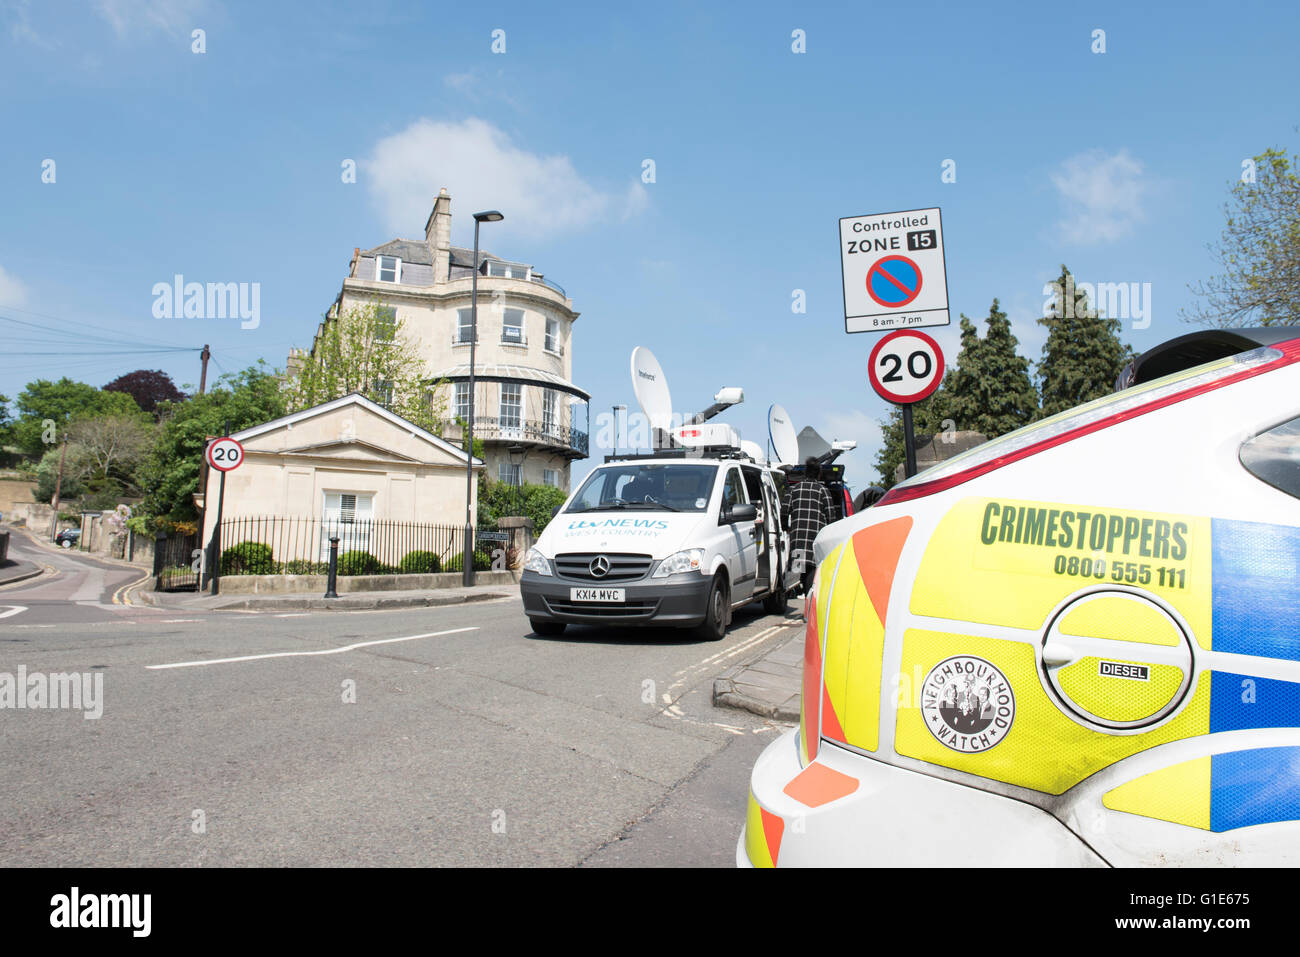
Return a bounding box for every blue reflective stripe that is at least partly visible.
[1212,747,1300,832]
[1210,672,1300,733]
[1211,518,1300,661]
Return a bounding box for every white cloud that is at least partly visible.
[93,0,205,38]
[363,117,646,242]
[4,0,54,48]
[1051,149,1147,243]
[0,265,28,307]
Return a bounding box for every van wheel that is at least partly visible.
[695,574,729,641]
[530,619,566,636]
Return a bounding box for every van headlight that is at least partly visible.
[523,548,552,576]
[653,548,706,578]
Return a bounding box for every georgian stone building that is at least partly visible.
[300,189,589,490]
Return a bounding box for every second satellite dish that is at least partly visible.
[768,404,799,466]
[630,346,674,434]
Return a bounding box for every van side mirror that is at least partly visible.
[723,503,758,524]
[551,506,562,518]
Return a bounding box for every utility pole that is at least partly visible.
[49,437,68,542]
[199,344,211,395]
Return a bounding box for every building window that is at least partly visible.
[322,492,373,560]
[455,308,475,344]
[543,469,559,488]
[545,317,560,353]
[372,379,393,407]
[454,382,471,421]
[484,260,529,279]
[500,383,522,431]
[377,256,401,283]
[499,463,522,485]
[374,306,397,343]
[502,308,525,344]
[542,389,557,435]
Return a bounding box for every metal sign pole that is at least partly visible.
[902,404,918,478]
[209,469,226,595]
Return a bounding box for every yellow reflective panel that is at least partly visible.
[744,791,776,868]
[894,630,1212,795]
[1057,658,1185,723]
[821,544,857,742]
[1103,757,1211,830]
[910,498,1212,650]
[1057,595,1182,646]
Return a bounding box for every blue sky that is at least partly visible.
[2,0,1297,488]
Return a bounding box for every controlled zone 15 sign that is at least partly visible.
[205,436,245,472]
[840,207,950,333]
[868,330,945,404]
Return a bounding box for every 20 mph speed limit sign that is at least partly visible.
[205,436,245,472]
[868,330,945,404]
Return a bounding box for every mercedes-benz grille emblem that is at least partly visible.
[589,555,611,578]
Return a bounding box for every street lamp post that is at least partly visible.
[463,210,504,586]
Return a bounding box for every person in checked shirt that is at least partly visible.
[782,457,833,604]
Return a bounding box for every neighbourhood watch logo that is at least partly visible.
[920,656,1014,753]
[152,274,261,329]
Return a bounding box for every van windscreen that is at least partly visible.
[567,464,718,513]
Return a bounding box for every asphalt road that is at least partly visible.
[0,541,795,866]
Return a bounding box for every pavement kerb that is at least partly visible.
[131,583,513,613]
[0,560,45,588]
[712,631,804,723]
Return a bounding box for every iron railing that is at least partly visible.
[441,416,588,456]
[216,516,499,575]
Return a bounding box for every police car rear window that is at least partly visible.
[1241,416,1300,500]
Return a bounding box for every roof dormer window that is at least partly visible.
[377,256,401,283]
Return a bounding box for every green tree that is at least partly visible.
[1185,148,1300,327]
[287,298,447,432]
[138,365,287,522]
[12,378,139,458]
[476,478,568,534]
[1038,265,1132,418]
[0,394,12,448]
[945,299,1040,438]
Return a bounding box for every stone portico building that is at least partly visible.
[299,189,590,492]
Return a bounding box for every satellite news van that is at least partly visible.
[519,347,799,639]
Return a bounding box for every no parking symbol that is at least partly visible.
[867,255,923,308]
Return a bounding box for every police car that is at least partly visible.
[520,448,797,640]
[740,332,1300,867]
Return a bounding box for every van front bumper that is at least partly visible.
[520,571,713,627]
[739,729,1107,867]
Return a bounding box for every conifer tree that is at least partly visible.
[1038,265,1131,418]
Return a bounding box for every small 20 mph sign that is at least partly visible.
[205,436,245,472]
[840,207,950,333]
[868,330,945,404]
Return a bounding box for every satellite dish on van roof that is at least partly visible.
[768,404,799,466]
[631,346,673,433]
[740,439,767,465]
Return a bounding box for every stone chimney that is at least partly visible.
[425,188,452,284]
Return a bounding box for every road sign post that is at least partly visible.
[867,330,946,479]
[203,437,245,595]
[840,207,950,333]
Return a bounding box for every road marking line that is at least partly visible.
[276,613,310,618]
[112,571,153,606]
[0,605,29,619]
[158,618,201,623]
[145,626,478,670]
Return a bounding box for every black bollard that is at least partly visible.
[325,535,340,598]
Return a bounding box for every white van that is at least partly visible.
[520,455,796,639]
